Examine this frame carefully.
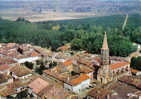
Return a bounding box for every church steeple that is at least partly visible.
[102,32,109,50]
[101,32,109,65]
[97,32,112,84]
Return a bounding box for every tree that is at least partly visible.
[130,27,141,44]
[24,62,34,69]
[131,57,141,70]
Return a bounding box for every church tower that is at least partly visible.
[97,32,112,84]
[101,32,109,65]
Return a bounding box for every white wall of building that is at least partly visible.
[64,79,91,93]
[17,57,39,63]
[73,79,91,93]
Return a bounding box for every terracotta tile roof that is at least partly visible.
[57,44,70,51]
[78,58,94,69]
[0,73,12,83]
[110,62,129,70]
[31,51,40,57]
[10,64,32,77]
[70,74,90,86]
[44,83,75,99]
[28,78,49,95]
[131,68,140,74]
[63,60,72,66]
[80,66,93,74]
[0,64,11,72]
[43,68,69,82]
[0,80,26,97]
[0,56,16,65]
[118,76,141,89]
[88,88,112,99]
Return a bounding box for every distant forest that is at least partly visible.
[0,14,141,57]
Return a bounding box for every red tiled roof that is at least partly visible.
[31,51,39,57]
[28,78,49,95]
[0,57,16,65]
[10,64,32,77]
[110,62,129,70]
[70,74,90,86]
[57,45,70,51]
[88,88,112,99]
[63,60,72,66]
[131,68,140,74]
[0,64,10,72]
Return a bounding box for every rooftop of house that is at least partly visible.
[0,43,41,60]
[45,71,92,87]
[0,73,12,84]
[44,83,76,99]
[131,68,140,74]
[62,60,73,66]
[57,44,71,51]
[0,79,27,97]
[44,62,93,85]
[0,64,11,72]
[10,64,32,77]
[77,58,94,69]
[109,81,140,99]
[118,76,141,89]
[88,88,112,99]
[110,62,129,70]
[0,56,16,65]
[33,46,53,57]
[0,73,42,97]
[28,78,49,95]
[88,81,140,99]
[69,74,90,86]
[44,66,72,82]
[79,65,93,74]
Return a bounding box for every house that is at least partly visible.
[86,88,112,99]
[10,64,32,79]
[64,74,91,93]
[0,43,41,64]
[44,83,78,99]
[0,64,11,74]
[0,73,13,85]
[15,51,41,63]
[43,59,93,94]
[28,78,49,98]
[57,44,71,52]
[131,68,141,76]
[0,79,28,98]
[0,56,17,74]
[110,62,131,78]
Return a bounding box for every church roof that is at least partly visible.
[102,32,109,50]
[110,62,129,70]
